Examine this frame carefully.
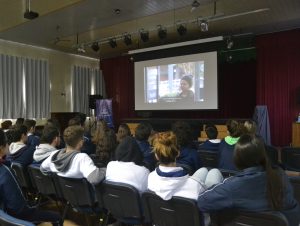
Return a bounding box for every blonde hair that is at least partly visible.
[63,125,84,148]
[153,131,179,164]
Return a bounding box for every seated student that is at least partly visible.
[33,125,60,164]
[243,120,257,136]
[1,120,12,132]
[24,119,40,149]
[148,131,223,201]
[116,123,131,144]
[106,136,150,192]
[68,116,96,155]
[218,119,242,170]
[199,124,221,151]
[6,125,35,167]
[46,118,65,149]
[172,121,202,174]
[134,122,156,171]
[0,129,62,226]
[41,125,105,185]
[198,135,300,226]
[92,120,117,166]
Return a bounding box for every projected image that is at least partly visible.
[144,62,204,103]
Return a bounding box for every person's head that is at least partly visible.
[180,75,193,92]
[75,113,87,126]
[226,119,242,138]
[15,118,24,127]
[95,130,117,162]
[234,134,266,170]
[40,125,60,147]
[153,131,179,165]
[63,125,84,150]
[172,121,192,147]
[0,129,8,158]
[1,120,12,130]
[115,136,143,166]
[234,134,284,210]
[117,123,131,143]
[205,124,218,140]
[244,120,257,136]
[68,117,81,126]
[11,125,28,143]
[135,123,153,141]
[24,119,36,133]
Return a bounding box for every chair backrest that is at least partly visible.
[281,147,300,172]
[211,210,289,226]
[197,149,219,168]
[11,162,33,189]
[27,164,59,197]
[0,209,35,226]
[96,180,143,221]
[57,176,95,208]
[289,176,300,204]
[142,191,203,226]
[265,145,279,165]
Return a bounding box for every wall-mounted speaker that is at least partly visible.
[89,95,103,109]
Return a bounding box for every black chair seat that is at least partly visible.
[281,147,300,172]
[142,191,203,226]
[95,180,144,225]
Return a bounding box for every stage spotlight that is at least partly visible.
[91,42,99,52]
[158,25,167,40]
[109,38,117,48]
[177,24,187,36]
[123,33,132,46]
[226,37,234,49]
[199,19,208,32]
[140,29,149,42]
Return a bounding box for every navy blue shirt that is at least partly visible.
[218,140,237,170]
[0,164,30,215]
[177,146,202,174]
[198,166,300,226]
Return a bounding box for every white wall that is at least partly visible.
[0,39,99,114]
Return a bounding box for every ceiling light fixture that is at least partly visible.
[199,19,209,32]
[77,44,86,53]
[226,37,234,49]
[109,38,117,48]
[91,42,100,52]
[157,25,167,40]
[24,0,39,20]
[177,24,187,36]
[123,33,132,46]
[140,29,149,42]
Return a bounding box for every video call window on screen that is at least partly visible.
[144,61,204,104]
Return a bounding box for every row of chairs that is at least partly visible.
[198,146,300,171]
[4,163,300,226]
[29,168,293,226]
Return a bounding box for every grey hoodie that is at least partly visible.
[33,144,57,163]
[51,149,79,172]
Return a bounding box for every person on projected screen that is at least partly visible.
[178,75,194,102]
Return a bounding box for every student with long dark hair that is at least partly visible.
[197,134,300,226]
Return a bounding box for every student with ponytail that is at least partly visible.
[197,134,300,226]
[148,131,223,201]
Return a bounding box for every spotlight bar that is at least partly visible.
[128,36,223,54]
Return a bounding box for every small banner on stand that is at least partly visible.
[96,99,114,128]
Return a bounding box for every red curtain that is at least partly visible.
[100,56,135,126]
[256,29,300,146]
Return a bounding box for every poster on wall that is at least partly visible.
[96,99,114,128]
